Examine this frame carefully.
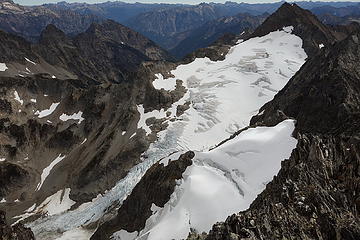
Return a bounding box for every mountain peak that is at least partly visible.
[249,2,338,57]
[39,24,69,44]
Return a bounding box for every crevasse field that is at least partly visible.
[24,26,306,240]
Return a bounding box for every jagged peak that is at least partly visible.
[249,2,338,57]
[39,24,68,43]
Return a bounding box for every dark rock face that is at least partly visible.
[189,28,360,240]
[0,211,35,240]
[91,151,195,240]
[0,163,28,198]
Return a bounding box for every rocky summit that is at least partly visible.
[0,1,359,240]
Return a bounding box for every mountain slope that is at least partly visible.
[170,13,267,59]
[0,20,180,240]
[0,0,103,42]
[195,29,360,240]
[91,20,309,240]
[249,2,342,57]
[91,3,360,240]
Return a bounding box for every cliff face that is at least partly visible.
[0,211,35,240]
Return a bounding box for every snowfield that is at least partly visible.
[149,26,306,151]
[26,27,306,240]
[115,120,297,240]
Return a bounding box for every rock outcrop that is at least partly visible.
[0,211,35,240]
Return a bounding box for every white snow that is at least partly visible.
[152,73,177,91]
[36,188,75,216]
[13,91,23,105]
[25,57,36,65]
[0,157,5,162]
[137,105,166,135]
[122,131,126,136]
[319,43,325,49]
[52,75,56,79]
[59,111,84,124]
[30,98,37,103]
[26,204,37,213]
[56,227,93,240]
[0,63,8,71]
[112,230,138,240]
[130,133,136,139]
[159,152,184,167]
[36,154,66,191]
[0,198,6,203]
[146,25,306,151]
[34,102,60,118]
[135,120,297,240]
[80,138,87,145]
[14,199,20,203]
[25,27,306,239]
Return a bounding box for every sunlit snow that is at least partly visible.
[0,63,8,71]
[59,111,84,124]
[13,91,23,105]
[34,102,60,118]
[122,120,297,240]
[36,154,66,191]
[25,57,36,65]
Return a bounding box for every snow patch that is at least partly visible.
[36,188,75,216]
[0,158,5,162]
[0,63,8,71]
[112,230,138,240]
[30,98,37,103]
[152,73,177,91]
[319,43,324,49]
[52,75,56,79]
[80,138,87,145]
[0,198,6,203]
[25,57,36,65]
[59,111,84,124]
[36,154,66,191]
[13,91,23,105]
[137,105,167,135]
[34,102,60,118]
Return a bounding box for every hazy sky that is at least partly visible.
[13,0,360,6]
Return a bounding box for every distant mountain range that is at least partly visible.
[1,1,360,59]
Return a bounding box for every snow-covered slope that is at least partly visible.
[151,26,306,151]
[113,120,297,240]
[25,26,306,239]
